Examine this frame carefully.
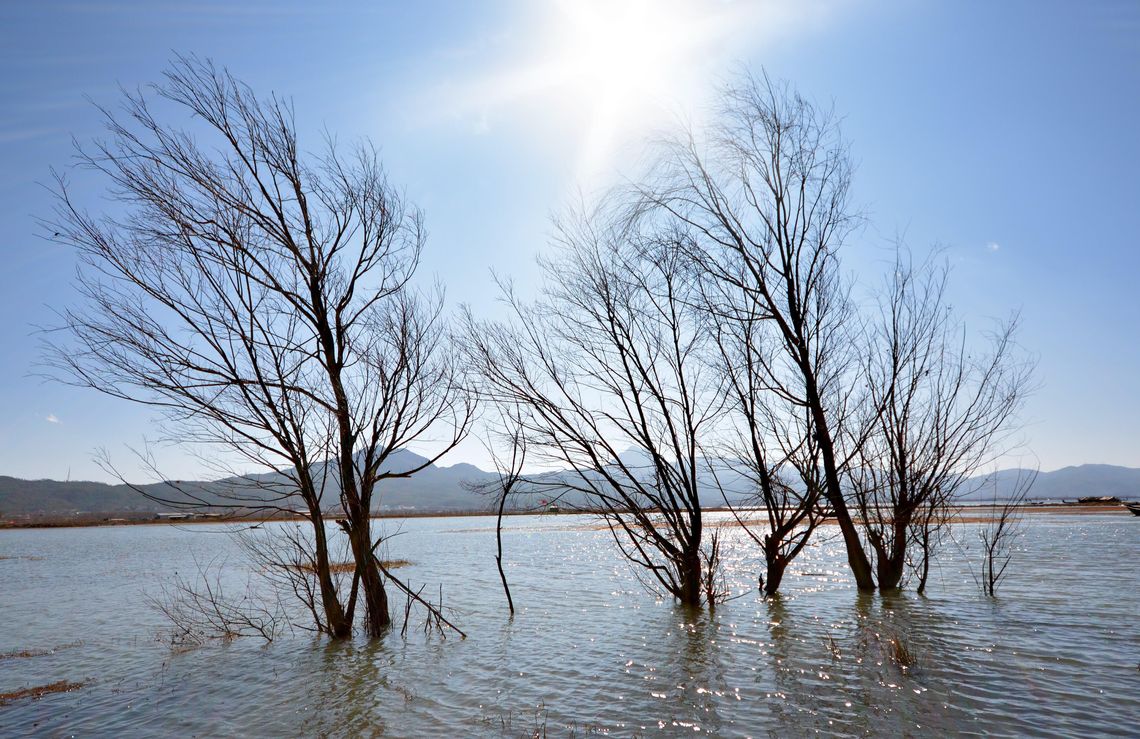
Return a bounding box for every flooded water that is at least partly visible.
[1,512,1137,737]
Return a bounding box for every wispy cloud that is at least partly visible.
[45,414,61,424]
[986,242,1001,252]
[411,0,855,182]
[0,126,66,144]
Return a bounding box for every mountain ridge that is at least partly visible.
[2,457,1139,519]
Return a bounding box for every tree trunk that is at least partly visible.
[360,564,391,636]
[915,523,933,594]
[312,517,352,638]
[916,542,931,594]
[678,549,703,607]
[760,534,788,596]
[346,519,390,636]
[310,269,388,633]
[875,552,906,591]
[495,492,515,615]
[764,557,787,597]
[819,467,875,590]
[831,503,875,590]
[872,520,908,591]
[806,386,876,592]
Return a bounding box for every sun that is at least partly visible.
[437,0,743,182]
[554,0,686,101]
[549,0,696,177]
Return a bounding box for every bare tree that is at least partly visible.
[465,408,529,615]
[850,253,1033,591]
[462,204,725,608]
[635,72,877,590]
[334,284,475,636]
[977,469,1035,596]
[44,56,472,638]
[148,554,286,646]
[704,269,828,596]
[909,489,957,595]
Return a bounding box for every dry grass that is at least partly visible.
[0,648,54,660]
[0,680,85,706]
[292,559,412,575]
[824,632,842,661]
[0,641,83,661]
[885,635,919,672]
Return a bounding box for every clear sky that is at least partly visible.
[1,0,1137,482]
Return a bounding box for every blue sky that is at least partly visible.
[1,0,1137,482]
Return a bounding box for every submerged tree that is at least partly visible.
[45,57,473,638]
[462,205,725,608]
[705,289,828,596]
[636,72,876,590]
[850,254,1033,591]
[977,468,1035,596]
[464,405,530,615]
[623,72,1035,595]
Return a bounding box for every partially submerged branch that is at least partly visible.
[374,554,466,639]
[147,555,285,646]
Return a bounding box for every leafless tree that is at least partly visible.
[634,71,877,590]
[977,468,1035,596]
[148,554,286,646]
[849,253,1033,591]
[462,203,726,608]
[465,407,529,615]
[334,283,475,637]
[909,490,957,595]
[44,56,473,638]
[700,527,730,609]
[704,271,828,596]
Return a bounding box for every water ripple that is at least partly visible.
[0,513,1137,736]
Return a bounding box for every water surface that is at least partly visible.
[1,512,1137,736]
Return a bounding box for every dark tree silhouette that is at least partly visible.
[704,259,829,596]
[464,406,529,615]
[45,57,473,638]
[850,253,1033,591]
[977,469,1035,596]
[462,203,725,608]
[634,72,877,590]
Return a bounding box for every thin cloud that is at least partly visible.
[986,242,1001,252]
[0,125,66,144]
[411,0,855,181]
[45,414,61,424]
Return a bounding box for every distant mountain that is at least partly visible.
[961,464,1140,502]
[220,448,500,511]
[0,449,500,519]
[2,456,1138,520]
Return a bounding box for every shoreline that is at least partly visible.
[0,501,1132,530]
